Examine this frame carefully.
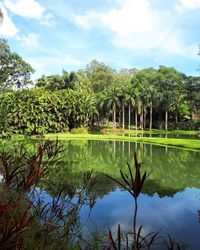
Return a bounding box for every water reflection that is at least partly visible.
[36,139,200,248]
[1,139,200,248]
[81,187,200,249]
[41,139,200,199]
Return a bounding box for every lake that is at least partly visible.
[36,139,200,249]
[1,139,200,249]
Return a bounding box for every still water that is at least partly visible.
[42,140,200,249]
[2,139,199,249]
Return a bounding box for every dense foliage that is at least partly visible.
[0,39,34,88]
[0,41,199,135]
[0,88,97,135]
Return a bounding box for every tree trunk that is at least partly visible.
[118,110,121,128]
[128,103,131,130]
[190,110,193,122]
[165,109,168,131]
[150,102,152,130]
[140,106,143,130]
[122,103,125,129]
[89,113,93,126]
[113,108,116,128]
[135,108,137,130]
[175,113,178,123]
[143,110,146,130]
[97,114,99,127]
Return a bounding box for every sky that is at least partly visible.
[0,0,200,80]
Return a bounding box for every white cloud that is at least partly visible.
[72,0,196,57]
[72,0,160,33]
[73,10,100,30]
[3,0,55,26]
[4,0,44,19]
[0,3,19,38]
[101,0,155,35]
[175,0,200,12]
[40,13,56,26]
[17,33,40,48]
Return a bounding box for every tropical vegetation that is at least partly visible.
[0,39,199,137]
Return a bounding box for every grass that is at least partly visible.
[143,129,200,135]
[123,129,200,137]
[41,133,200,151]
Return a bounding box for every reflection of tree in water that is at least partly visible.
[40,140,200,201]
[43,161,117,200]
[1,139,200,199]
[143,179,183,197]
[1,138,200,248]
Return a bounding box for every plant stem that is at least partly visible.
[133,196,138,245]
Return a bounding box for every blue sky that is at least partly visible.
[0,0,200,80]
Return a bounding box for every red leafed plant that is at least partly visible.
[0,139,66,249]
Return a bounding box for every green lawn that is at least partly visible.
[115,129,200,135]
[42,133,200,151]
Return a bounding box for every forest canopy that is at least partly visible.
[0,40,199,135]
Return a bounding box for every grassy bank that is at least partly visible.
[42,133,200,151]
[124,129,200,135]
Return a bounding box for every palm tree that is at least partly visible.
[103,87,121,128]
[125,85,136,130]
[131,73,146,130]
[117,87,127,129]
[131,67,157,130]
[96,92,106,126]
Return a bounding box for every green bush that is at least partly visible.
[100,128,125,134]
[70,127,88,134]
[168,121,200,130]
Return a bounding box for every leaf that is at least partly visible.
[108,230,117,250]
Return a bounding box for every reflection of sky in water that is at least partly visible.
[26,140,200,249]
[81,187,200,250]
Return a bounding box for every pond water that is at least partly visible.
[39,140,200,249]
[1,139,200,249]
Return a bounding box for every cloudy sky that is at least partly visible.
[0,0,200,79]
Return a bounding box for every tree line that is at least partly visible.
[0,39,199,135]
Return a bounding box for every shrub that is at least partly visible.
[100,128,125,134]
[70,127,88,134]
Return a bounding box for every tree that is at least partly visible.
[131,70,149,130]
[0,39,34,88]
[156,66,185,130]
[102,87,121,128]
[125,85,136,130]
[113,70,134,129]
[45,75,65,90]
[114,69,132,88]
[75,69,92,92]
[186,76,200,121]
[86,59,116,92]
[117,87,127,129]
[36,71,78,90]
[141,68,157,130]
[35,74,48,88]
[62,70,78,89]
